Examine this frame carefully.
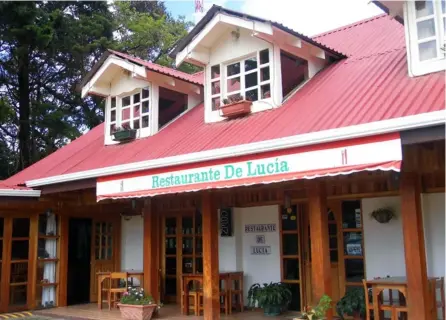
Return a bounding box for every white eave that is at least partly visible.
[0,189,41,197]
[25,110,446,188]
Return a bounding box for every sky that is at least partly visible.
[165,0,385,36]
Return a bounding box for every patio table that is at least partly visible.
[97,270,144,309]
[366,276,438,319]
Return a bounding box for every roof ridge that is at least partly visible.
[313,13,387,39]
[343,46,406,63]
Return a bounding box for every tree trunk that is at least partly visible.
[17,46,31,170]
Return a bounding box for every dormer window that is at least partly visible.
[108,87,151,140]
[211,49,271,110]
[406,0,446,75]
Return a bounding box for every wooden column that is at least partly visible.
[307,181,332,318]
[27,213,39,310]
[58,212,69,307]
[143,199,160,303]
[400,172,429,320]
[202,192,220,320]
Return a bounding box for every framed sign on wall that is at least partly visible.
[220,208,233,237]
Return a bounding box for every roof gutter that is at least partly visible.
[25,110,446,188]
[0,189,41,197]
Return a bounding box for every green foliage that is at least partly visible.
[120,287,154,306]
[247,282,292,309]
[335,287,366,319]
[0,1,196,177]
[299,295,332,320]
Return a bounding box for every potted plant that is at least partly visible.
[336,287,365,320]
[117,287,158,320]
[219,95,252,118]
[297,295,332,320]
[112,123,137,142]
[247,282,292,316]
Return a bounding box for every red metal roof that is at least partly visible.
[5,14,445,187]
[0,181,32,190]
[107,50,204,85]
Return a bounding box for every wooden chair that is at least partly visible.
[363,279,408,320]
[181,279,202,316]
[108,272,128,310]
[219,274,230,315]
[228,272,244,314]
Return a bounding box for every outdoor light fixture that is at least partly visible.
[370,207,396,224]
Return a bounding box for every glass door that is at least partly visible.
[279,205,303,311]
[163,216,177,303]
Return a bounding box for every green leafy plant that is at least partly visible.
[336,287,366,319]
[298,294,332,320]
[120,287,154,305]
[247,282,292,311]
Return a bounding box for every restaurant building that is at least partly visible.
[0,2,444,320]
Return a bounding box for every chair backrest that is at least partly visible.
[362,280,372,310]
[110,272,128,289]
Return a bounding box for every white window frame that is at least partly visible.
[210,49,271,111]
[107,86,151,142]
[406,0,446,76]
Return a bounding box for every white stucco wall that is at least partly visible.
[422,193,445,277]
[218,205,281,302]
[362,193,445,279]
[121,216,144,271]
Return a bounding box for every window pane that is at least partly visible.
[111,110,116,122]
[419,40,438,60]
[211,65,220,79]
[345,259,364,283]
[442,0,445,13]
[122,108,130,121]
[9,285,27,306]
[212,97,221,111]
[341,200,361,229]
[134,105,140,118]
[260,49,269,64]
[283,259,299,280]
[344,232,363,256]
[244,57,257,72]
[133,93,140,104]
[142,88,150,99]
[182,257,193,274]
[282,234,299,255]
[110,123,116,134]
[282,206,298,231]
[142,115,149,128]
[330,250,338,262]
[415,1,434,18]
[122,96,131,107]
[417,18,436,39]
[10,262,28,283]
[142,101,149,114]
[111,97,116,109]
[38,239,56,259]
[245,72,258,88]
[166,257,176,276]
[133,119,140,130]
[227,93,242,101]
[13,219,30,238]
[246,88,258,102]
[211,81,221,95]
[260,66,270,82]
[227,77,241,93]
[261,84,271,99]
[227,62,240,76]
[0,218,4,238]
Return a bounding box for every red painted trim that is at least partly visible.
[97,160,401,201]
[98,133,400,183]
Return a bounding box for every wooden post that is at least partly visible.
[58,213,69,307]
[27,213,39,310]
[307,181,332,318]
[400,172,429,320]
[143,199,160,303]
[202,192,219,320]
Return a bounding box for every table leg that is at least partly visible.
[98,276,102,309]
[183,281,189,315]
[373,287,381,320]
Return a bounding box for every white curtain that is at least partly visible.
[42,212,57,307]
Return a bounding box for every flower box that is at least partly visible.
[117,303,158,320]
[219,100,252,118]
[112,129,137,142]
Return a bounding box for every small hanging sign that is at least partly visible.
[220,208,233,237]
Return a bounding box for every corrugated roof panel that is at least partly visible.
[4,14,445,187]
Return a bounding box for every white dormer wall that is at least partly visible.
[92,57,203,146]
[205,28,278,123]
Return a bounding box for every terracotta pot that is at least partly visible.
[219,100,252,118]
[117,303,158,320]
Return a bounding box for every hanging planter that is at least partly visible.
[219,95,252,118]
[370,207,396,223]
[112,125,137,142]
